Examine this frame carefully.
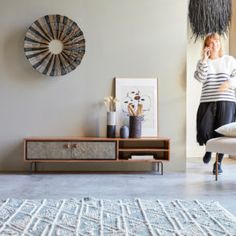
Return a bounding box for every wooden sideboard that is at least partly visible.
[24,137,170,173]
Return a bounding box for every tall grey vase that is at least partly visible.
[107,111,116,138]
[129,116,142,138]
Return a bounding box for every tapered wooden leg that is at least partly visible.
[215,153,218,181]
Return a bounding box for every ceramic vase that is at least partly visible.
[120,126,129,138]
[107,111,116,138]
[129,116,143,138]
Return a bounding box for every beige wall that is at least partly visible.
[0,0,187,172]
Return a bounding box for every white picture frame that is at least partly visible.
[115,78,159,137]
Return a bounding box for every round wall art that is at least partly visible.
[24,15,86,76]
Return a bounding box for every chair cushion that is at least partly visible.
[215,122,236,137]
[206,137,236,155]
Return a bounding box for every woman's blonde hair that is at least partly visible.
[202,33,223,58]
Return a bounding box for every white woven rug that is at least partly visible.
[0,198,236,236]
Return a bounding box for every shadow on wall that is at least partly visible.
[80,78,115,137]
[34,162,151,172]
[0,141,28,172]
[2,28,43,82]
[179,58,186,91]
[81,102,105,137]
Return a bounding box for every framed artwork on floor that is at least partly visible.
[115,77,159,137]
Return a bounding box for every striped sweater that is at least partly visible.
[194,55,236,103]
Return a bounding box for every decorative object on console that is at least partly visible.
[129,115,143,138]
[127,102,143,138]
[188,0,232,40]
[115,78,158,137]
[131,155,153,160]
[107,111,116,138]
[120,125,129,138]
[104,96,118,138]
[24,14,86,76]
[104,96,118,112]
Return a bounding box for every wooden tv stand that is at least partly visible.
[24,137,170,174]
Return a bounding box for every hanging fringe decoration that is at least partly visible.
[188,0,232,40]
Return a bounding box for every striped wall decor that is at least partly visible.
[24,15,86,76]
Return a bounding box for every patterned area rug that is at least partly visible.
[0,198,236,236]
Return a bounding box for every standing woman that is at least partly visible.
[194,33,236,174]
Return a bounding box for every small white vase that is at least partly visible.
[107,112,116,138]
[107,111,116,126]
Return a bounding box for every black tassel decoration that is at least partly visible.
[188,0,232,40]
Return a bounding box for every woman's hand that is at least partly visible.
[202,47,210,62]
[219,81,230,91]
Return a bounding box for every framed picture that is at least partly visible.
[115,78,159,137]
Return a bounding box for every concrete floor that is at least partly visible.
[0,157,236,216]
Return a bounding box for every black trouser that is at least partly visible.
[196,101,236,145]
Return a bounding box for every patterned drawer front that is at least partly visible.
[71,141,116,159]
[27,142,71,160]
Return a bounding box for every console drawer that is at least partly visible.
[71,141,116,160]
[26,141,116,160]
[26,141,71,160]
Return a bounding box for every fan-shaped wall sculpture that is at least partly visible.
[24,15,86,76]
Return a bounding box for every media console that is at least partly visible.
[24,137,170,174]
